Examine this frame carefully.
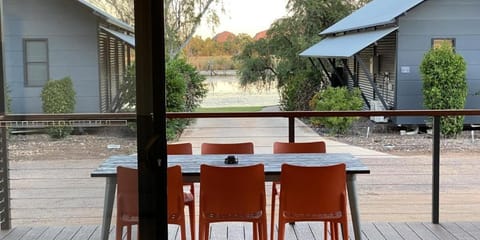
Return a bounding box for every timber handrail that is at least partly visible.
[1,109,480,121]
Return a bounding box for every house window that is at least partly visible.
[24,39,49,87]
[432,38,455,50]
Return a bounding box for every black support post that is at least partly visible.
[288,117,295,143]
[135,0,168,239]
[432,116,440,224]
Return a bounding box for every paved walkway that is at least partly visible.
[178,105,391,158]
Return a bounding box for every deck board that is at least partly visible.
[3,222,480,239]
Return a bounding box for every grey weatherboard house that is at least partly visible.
[4,0,134,114]
[300,0,480,125]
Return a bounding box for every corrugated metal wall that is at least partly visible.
[98,28,129,113]
[348,31,397,110]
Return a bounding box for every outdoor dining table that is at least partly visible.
[91,153,370,240]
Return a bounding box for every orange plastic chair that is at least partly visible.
[116,166,188,240]
[167,143,195,240]
[276,163,348,240]
[272,141,326,154]
[200,142,254,154]
[116,166,139,240]
[199,164,267,240]
[271,141,327,240]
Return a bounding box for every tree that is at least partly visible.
[91,0,134,24]
[90,0,223,58]
[235,0,365,110]
[420,44,467,137]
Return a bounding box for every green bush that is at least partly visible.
[118,64,136,112]
[279,73,322,111]
[420,44,467,137]
[118,58,207,140]
[41,76,76,139]
[309,86,363,135]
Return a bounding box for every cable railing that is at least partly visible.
[1,109,480,228]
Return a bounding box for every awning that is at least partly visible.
[100,27,135,47]
[300,27,398,58]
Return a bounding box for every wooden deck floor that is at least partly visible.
[1,222,480,239]
[8,153,480,225]
[6,147,480,239]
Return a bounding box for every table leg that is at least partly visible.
[101,177,117,240]
[347,174,362,240]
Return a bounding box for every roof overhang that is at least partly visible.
[300,27,398,58]
[320,0,424,35]
[77,0,134,33]
[101,27,135,47]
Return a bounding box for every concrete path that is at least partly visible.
[178,105,391,157]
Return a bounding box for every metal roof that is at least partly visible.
[76,0,134,33]
[321,0,424,35]
[101,27,135,47]
[300,27,398,58]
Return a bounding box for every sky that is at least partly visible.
[196,0,289,38]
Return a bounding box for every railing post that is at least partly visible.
[288,117,295,143]
[0,128,10,230]
[432,116,440,224]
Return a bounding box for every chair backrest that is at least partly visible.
[200,164,265,219]
[117,166,186,222]
[200,142,254,154]
[167,165,186,222]
[279,163,346,218]
[273,141,326,154]
[168,143,193,155]
[117,166,138,218]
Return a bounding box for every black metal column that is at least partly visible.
[432,116,440,224]
[135,0,168,239]
[288,117,295,142]
[0,0,11,230]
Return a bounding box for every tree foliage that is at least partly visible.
[234,0,365,110]
[309,86,364,134]
[118,59,208,140]
[90,0,223,58]
[420,44,467,137]
[185,34,254,57]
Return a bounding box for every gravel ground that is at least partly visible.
[7,118,480,161]
[8,127,137,161]
[317,117,480,155]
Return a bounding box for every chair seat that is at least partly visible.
[184,192,194,202]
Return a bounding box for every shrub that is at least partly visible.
[118,58,207,140]
[41,76,76,139]
[420,43,467,137]
[309,86,363,135]
[279,73,322,111]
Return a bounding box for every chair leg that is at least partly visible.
[187,201,195,240]
[270,183,277,240]
[204,222,210,240]
[261,215,268,240]
[277,220,286,240]
[180,221,187,240]
[116,224,123,240]
[126,225,132,240]
[199,217,205,240]
[341,222,348,240]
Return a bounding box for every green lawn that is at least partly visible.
[195,106,264,112]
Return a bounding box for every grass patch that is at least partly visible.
[196,106,264,112]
